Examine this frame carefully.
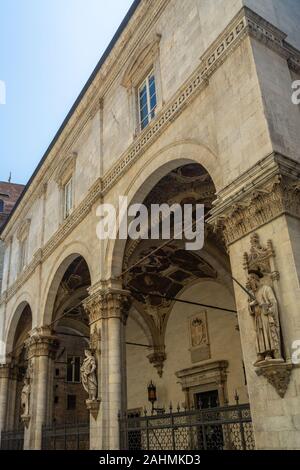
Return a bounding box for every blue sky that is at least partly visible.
[0,0,134,184]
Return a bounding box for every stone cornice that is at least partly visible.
[208,153,300,245]
[1,7,300,305]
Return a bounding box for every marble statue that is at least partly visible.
[81,350,97,401]
[247,271,283,365]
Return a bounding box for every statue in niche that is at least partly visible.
[81,350,97,401]
[21,361,32,417]
[247,270,283,366]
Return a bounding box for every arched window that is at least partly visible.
[0,199,4,212]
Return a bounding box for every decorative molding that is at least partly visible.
[256,361,292,398]
[209,153,300,245]
[2,7,300,303]
[121,33,161,89]
[54,152,77,188]
[176,360,229,406]
[243,233,279,281]
[16,218,31,242]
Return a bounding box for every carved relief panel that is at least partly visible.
[188,311,211,363]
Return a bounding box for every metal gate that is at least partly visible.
[42,422,89,450]
[120,404,255,451]
[1,429,24,450]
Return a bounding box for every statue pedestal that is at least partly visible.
[21,414,31,429]
[86,399,101,420]
[255,361,293,398]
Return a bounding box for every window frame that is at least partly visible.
[66,355,81,384]
[63,177,73,220]
[138,70,157,131]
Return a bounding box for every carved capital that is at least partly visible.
[256,362,292,398]
[83,282,132,325]
[26,327,59,359]
[0,363,15,380]
[209,154,300,246]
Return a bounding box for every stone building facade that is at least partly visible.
[0,182,24,290]
[0,0,300,451]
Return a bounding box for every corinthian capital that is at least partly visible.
[209,153,300,246]
[83,280,132,325]
[25,327,59,359]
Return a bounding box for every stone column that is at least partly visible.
[209,153,300,450]
[23,327,59,450]
[83,280,131,450]
[0,363,11,443]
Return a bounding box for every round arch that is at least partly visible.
[5,299,33,358]
[106,140,220,278]
[42,250,93,326]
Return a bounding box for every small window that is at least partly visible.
[63,178,73,219]
[138,71,157,130]
[67,394,76,410]
[54,396,59,404]
[67,356,81,383]
[0,199,4,212]
[55,368,60,377]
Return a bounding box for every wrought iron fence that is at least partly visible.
[120,404,255,451]
[1,429,24,450]
[42,422,89,450]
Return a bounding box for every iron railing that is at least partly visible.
[119,404,255,451]
[1,429,24,450]
[42,422,89,450]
